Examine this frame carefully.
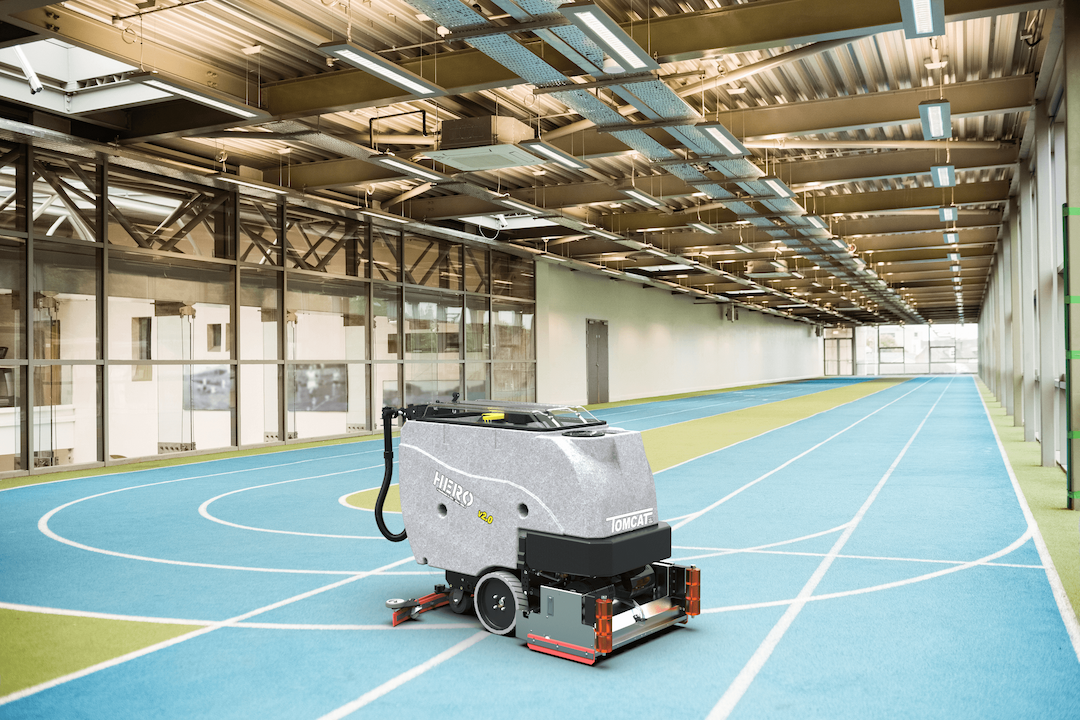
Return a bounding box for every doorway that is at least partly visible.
[586,319,609,404]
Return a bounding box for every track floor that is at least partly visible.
[2,377,1077,718]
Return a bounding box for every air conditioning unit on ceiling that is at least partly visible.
[425,116,542,171]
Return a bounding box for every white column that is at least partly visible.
[1001,228,1015,415]
[1010,198,1024,427]
[1020,163,1038,441]
[1037,103,1059,466]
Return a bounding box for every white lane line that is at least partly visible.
[38,483,375,575]
[198,467,385,538]
[0,556,415,706]
[655,378,916,480]
[701,529,1033,615]
[978,383,1080,662]
[670,378,930,531]
[0,602,210,626]
[233,622,480,631]
[670,523,853,562]
[338,487,401,514]
[679,545,1044,569]
[707,377,952,720]
[599,397,743,423]
[0,601,473,631]
[0,444,385,494]
[317,631,489,720]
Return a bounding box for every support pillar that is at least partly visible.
[1002,227,1015,416]
[1020,163,1038,442]
[1036,102,1059,467]
[1063,0,1080,507]
[1010,197,1024,428]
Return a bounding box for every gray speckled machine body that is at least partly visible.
[398,421,659,578]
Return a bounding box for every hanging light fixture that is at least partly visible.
[918,100,951,140]
[900,0,945,39]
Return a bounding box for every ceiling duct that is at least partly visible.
[425,116,542,171]
[746,258,790,278]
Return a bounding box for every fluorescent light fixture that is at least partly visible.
[806,216,827,230]
[733,244,753,253]
[645,248,668,257]
[689,222,718,234]
[14,46,43,95]
[130,72,266,118]
[900,0,945,39]
[601,267,622,276]
[319,41,443,97]
[593,230,622,240]
[831,238,848,251]
[931,164,956,187]
[919,100,951,140]
[762,177,794,198]
[791,271,805,279]
[622,188,664,207]
[215,174,288,195]
[501,199,541,215]
[369,154,445,182]
[943,231,959,244]
[948,252,960,261]
[939,206,958,221]
[697,123,749,156]
[559,3,660,73]
[359,209,409,224]
[518,140,588,170]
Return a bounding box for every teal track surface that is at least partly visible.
[2,376,1078,718]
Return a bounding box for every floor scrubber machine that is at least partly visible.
[374,400,700,664]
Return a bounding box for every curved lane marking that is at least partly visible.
[198,466,385,539]
[670,522,853,563]
[701,528,1033,614]
[0,557,415,707]
[39,480,381,575]
[338,486,402,514]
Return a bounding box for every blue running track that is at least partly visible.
[1,376,1077,719]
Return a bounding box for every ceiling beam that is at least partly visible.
[600,181,1010,233]
[256,0,1054,121]
[704,76,1033,140]
[778,146,1019,186]
[806,181,1011,216]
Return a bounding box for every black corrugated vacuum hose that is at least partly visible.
[375,405,407,542]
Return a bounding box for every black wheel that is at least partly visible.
[474,570,524,635]
[449,588,473,615]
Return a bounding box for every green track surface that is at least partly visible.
[0,609,199,698]
[346,485,401,512]
[978,381,1080,625]
[585,380,797,410]
[641,378,908,472]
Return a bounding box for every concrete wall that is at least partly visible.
[535,262,824,405]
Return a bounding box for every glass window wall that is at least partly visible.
[0,141,536,475]
[852,324,978,376]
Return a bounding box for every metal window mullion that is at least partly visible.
[23,144,36,471]
[230,188,240,450]
[278,198,287,445]
[99,155,109,466]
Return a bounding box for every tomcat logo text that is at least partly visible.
[606,508,654,534]
[434,471,474,508]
